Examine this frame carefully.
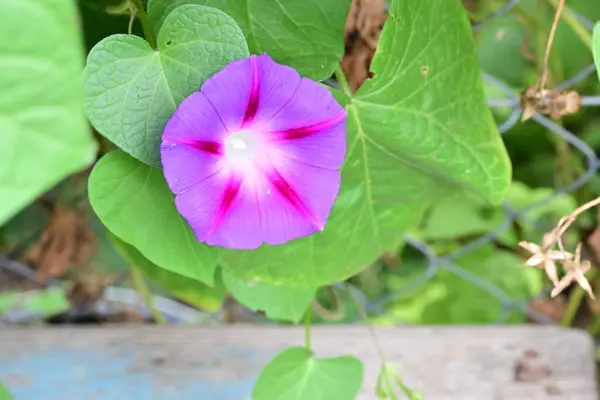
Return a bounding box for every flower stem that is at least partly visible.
[334,64,353,97]
[130,265,166,324]
[131,0,157,48]
[304,306,312,351]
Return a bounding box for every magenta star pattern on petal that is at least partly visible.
[160,53,347,250]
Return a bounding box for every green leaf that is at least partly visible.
[0,381,13,400]
[109,232,226,311]
[84,4,249,166]
[220,0,511,287]
[88,150,219,285]
[252,347,363,400]
[0,0,97,226]
[147,0,351,81]
[594,22,600,82]
[221,270,315,323]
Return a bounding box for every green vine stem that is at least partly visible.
[130,265,166,324]
[304,307,312,351]
[586,272,600,334]
[131,0,157,48]
[334,64,353,97]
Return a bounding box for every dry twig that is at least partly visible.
[519,0,581,121]
[519,197,600,299]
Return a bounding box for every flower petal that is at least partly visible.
[162,92,227,143]
[205,179,263,250]
[264,79,346,170]
[161,91,228,193]
[160,143,221,195]
[200,53,302,131]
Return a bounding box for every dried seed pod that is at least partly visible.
[520,86,581,121]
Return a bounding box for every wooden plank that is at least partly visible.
[0,325,596,399]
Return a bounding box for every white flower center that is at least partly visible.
[224,130,262,172]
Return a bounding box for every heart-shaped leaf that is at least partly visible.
[0,0,97,226]
[88,150,219,285]
[252,347,363,400]
[84,4,249,166]
[220,0,511,287]
[147,0,351,81]
[221,270,316,323]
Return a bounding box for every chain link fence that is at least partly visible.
[357,0,600,328]
[1,0,600,330]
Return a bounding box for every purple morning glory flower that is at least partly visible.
[160,53,347,250]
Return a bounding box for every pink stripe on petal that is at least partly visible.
[268,169,323,230]
[261,157,341,244]
[206,179,263,249]
[269,112,347,141]
[163,138,223,155]
[241,55,260,126]
[242,54,302,127]
[206,177,242,237]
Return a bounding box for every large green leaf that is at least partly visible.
[88,150,219,285]
[147,0,351,81]
[252,347,363,400]
[220,0,511,287]
[221,270,315,323]
[109,232,227,311]
[0,0,97,226]
[83,4,249,166]
[594,22,600,81]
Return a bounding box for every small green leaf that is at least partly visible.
[0,381,13,400]
[147,0,351,81]
[221,0,511,287]
[0,0,97,226]
[252,347,363,400]
[221,270,316,323]
[593,22,600,81]
[84,4,249,166]
[88,150,219,285]
[110,232,226,311]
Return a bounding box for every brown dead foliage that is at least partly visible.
[24,204,95,279]
[520,86,581,121]
[341,0,387,92]
[528,297,565,323]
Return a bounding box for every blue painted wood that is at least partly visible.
[0,325,596,400]
[0,339,273,400]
